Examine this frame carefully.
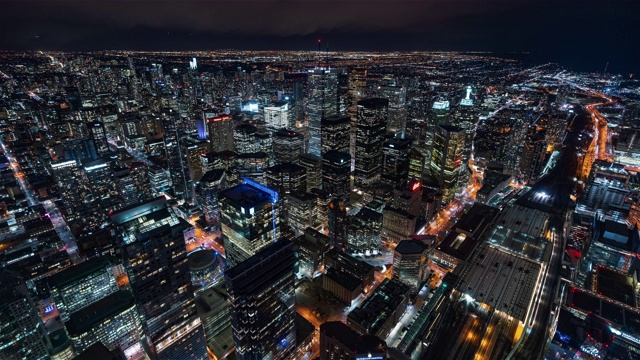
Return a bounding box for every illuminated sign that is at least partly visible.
[432,100,450,110]
[84,163,108,171]
[44,304,56,313]
[411,181,421,191]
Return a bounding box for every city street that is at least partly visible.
[0,138,82,263]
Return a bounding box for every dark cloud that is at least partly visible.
[1,0,638,73]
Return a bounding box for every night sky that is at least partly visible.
[2,0,638,73]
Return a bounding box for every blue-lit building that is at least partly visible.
[219,178,280,268]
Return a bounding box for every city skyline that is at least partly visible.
[1,2,640,359]
[1,0,639,74]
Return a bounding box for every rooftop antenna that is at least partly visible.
[325,41,329,70]
[317,38,321,68]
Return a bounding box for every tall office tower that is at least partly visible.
[393,239,430,291]
[50,159,86,221]
[429,125,466,203]
[273,128,305,164]
[88,121,111,157]
[265,163,307,196]
[195,169,226,227]
[545,117,567,151]
[328,199,348,251]
[48,256,118,321]
[130,161,152,201]
[234,123,259,154]
[348,207,382,254]
[162,114,192,201]
[225,240,297,360]
[322,151,351,204]
[355,98,388,191]
[347,68,367,119]
[319,321,387,360]
[393,180,423,218]
[307,68,338,157]
[321,115,350,155]
[378,85,407,135]
[195,285,233,360]
[381,137,412,190]
[186,140,209,181]
[298,154,323,192]
[83,158,120,216]
[114,167,138,207]
[110,197,206,360]
[219,179,280,268]
[430,100,451,126]
[207,114,235,152]
[264,101,290,130]
[147,165,171,196]
[286,192,318,236]
[347,69,367,165]
[66,290,143,355]
[408,147,426,182]
[520,127,548,185]
[0,271,51,360]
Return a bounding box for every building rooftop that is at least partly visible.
[47,255,111,289]
[395,239,429,255]
[224,240,294,289]
[200,169,225,184]
[457,244,541,323]
[485,225,551,264]
[320,321,387,354]
[593,265,637,307]
[219,182,276,210]
[495,204,549,238]
[454,203,501,237]
[478,170,512,197]
[437,231,478,262]
[265,162,306,175]
[188,249,217,272]
[325,248,374,280]
[357,98,389,108]
[347,278,410,334]
[74,342,124,360]
[65,290,136,336]
[325,267,362,292]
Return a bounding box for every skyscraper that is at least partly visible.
[225,240,297,360]
[321,115,350,155]
[265,163,307,197]
[319,321,387,360]
[322,150,351,204]
[47,256,118,322]
[0,271,51,360]
[88,121,111,157]
[66,290,143,355]
[264,101,290,130]
[347,68,367,172]
[307,68,338,157]
[355,98,388,191]
[195,169,226,227]
[206,115,235,152]
[162,113,192,201]
[298,154,323,192]
[110,197,206,360]
[328,199,348,251]
[429,125,466,203]
[272,128,305,164]
[381,137,412,190]
[219,178,280,268]
[393,239,430,291]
